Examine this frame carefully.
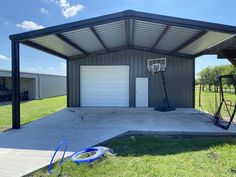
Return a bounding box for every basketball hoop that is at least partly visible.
[151,63,161,72]
[147,58,175,112]
[147,58,166,75]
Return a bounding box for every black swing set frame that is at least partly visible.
[213,74,236,130]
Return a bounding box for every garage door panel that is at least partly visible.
[80,66,129,107]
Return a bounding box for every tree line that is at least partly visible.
[196,64,236,93]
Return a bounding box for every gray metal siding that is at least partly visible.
[39,75,66,99]
[0,70,66,100]
[1,77,36,100]
[68,49,194,108]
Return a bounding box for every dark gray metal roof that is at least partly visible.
[9,10,236,59]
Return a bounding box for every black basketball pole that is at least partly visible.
[160,71,170,108]
[155,70,175,112]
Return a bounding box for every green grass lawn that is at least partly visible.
[195,87,235,117]
[0,95,66,131]
[31,135,236,177]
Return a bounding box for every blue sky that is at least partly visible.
[0,0,235,76]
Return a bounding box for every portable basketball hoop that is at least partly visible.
[147,58,166,74]
[147,58,175,112]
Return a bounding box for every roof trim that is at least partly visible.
[10,10,236,42]
[10,11,127,41]
[133,11,236,34]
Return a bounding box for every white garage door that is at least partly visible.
[80,66,129,106]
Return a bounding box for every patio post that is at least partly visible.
[11,40,20,129]
[66,59,70,107]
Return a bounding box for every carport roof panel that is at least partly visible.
[133,20,167,48]
[94,20,127,48]
[30,35,82,57]
[155,26,201,51]
[179,31,233,55]
[10,10,236,59]
[62,28,104,52]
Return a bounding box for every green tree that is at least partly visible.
[210,65,224,92]
[197,64,235,92]
[198,67,214,91]
[222,65,236,93]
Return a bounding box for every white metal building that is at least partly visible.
[0,69,66,100]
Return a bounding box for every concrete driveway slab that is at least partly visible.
[0,108,236,177]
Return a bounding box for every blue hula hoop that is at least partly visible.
[48,139,68,174]
[71,147,105,164]
[48,141,108,174]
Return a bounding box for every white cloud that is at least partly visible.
[0,54,10,61]
[59,0,84,18]
[16,21,45,30]
[40,8,49,15]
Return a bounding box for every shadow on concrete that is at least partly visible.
[99,134,236,156]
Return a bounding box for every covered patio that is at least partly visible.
[9,10,236,129]
[3,9,236,177]
[0,107,236,176]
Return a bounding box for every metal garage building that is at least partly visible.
[0,69,66,100]
[9,10,236,128]
[70,51,194,108]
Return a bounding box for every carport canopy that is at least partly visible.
[9,10,236,129]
